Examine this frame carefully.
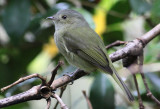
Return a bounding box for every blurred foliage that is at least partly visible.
[129,0,152,15]
[0,0,160,109]
[90,73,115,109]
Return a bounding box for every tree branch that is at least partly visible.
[0,86,41,107]
[54,85,67,109]
[140,23,160,45]
[1,22,160,108]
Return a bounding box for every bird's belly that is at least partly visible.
[65,52,96,72]
[54,35,96,72]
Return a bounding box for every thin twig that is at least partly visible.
[54,85,67,109]
[48,61,64,86]
[52,93,68,109]
[142,73,160,105]
[1,74,46,92]
[45,98,51,109]
[133,74,144,109]
[105,40,126,49]
[139,53,160,105]
[82,90,93,109]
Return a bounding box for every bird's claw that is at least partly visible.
[63,72,75,85]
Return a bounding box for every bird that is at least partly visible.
[46,9,134,101]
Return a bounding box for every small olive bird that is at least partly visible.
[47,9,134,101]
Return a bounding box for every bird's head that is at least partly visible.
[46,9,89,30]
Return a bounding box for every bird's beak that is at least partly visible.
[46,16,55,20]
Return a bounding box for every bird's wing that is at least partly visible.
[63,27,113,74]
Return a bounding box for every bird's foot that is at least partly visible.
[63,69,82,85]
[63,72,75,85]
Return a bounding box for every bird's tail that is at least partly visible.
[111,68,134,102]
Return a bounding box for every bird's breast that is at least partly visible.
[54,31,70,55]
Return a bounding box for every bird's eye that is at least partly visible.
[62,15,67,19]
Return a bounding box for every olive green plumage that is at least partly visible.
[47,9,134,101]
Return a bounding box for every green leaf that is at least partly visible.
[129,0,152,14]
[151,0,160,17]
[144,38,160,62]
[103,30,124,45]
[107,0,131,25]
[150,0,160,24]
[89,73,115,109]
[2,0,31,43]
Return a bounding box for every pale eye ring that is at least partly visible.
[62,15,67,19]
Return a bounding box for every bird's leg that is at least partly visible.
[63,69,79,85]
[63,69,80,77]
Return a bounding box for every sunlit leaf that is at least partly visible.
[99,0,116,11]
[93,9,106,36]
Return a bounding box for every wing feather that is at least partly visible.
[63,27,113,74]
